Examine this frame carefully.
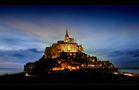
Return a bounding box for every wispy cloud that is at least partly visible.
[0,48,43,68]
[88,49,139,68]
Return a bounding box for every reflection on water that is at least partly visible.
[0,68,23,75]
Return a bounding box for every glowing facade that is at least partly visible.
[24,28,118,75]
[44,29,84,59]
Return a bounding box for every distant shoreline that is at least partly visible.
[118,68,139,69]
[0,68,23,76]
[0,72,24,76]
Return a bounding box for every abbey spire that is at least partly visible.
[65,27,69,38]
[64,27,70,42]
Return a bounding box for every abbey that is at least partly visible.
[44,29,83,59]
[24,28,117,75]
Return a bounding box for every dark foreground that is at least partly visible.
[0,68,139,85]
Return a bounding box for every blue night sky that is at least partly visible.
[0,5,139,69]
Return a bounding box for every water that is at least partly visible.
[0,68,23,75]
[119,69,139,74]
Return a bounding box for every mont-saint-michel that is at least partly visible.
[24,29,118,76]
[1,5,139,85]
[0,29,139,84]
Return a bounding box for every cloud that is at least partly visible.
[0,48,43,68]
[86,49,139,68]
[0,27,45,51]
[108,49,139,58]
[107,49,139,68]
[126,49,139,57]
[1,17,67,39]
[0,61,23,69]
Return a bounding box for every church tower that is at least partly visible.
[64,28,70,42]
[65,28,69,37]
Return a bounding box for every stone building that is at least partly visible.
[44,29,84,59]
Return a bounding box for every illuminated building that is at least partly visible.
[24,28,117,75]
[44,28,84,59]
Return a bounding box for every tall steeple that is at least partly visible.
[65,27,69,37]
[64,27,70,42]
